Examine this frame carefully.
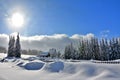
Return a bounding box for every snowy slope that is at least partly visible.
[0,53,120,80]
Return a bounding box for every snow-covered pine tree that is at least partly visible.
[57,51,61,58]
[94,38,100,60]
[91,38,100,60]
[117,38,120,59]
[7,36,12,57]
[84,39,90,60]
[86,39,92,60]
[78,40,86,59]
[109,39,113,60]
[64,45,71,59]
[114,38,119,59]
[99,39,104,60]
[64,43,76,59]
[90,38,96,60]
[104,39,109,60]
[99,38,109,60]
[15,33,21,58]
[111,38,117,60]
[69,43,76,59]
[7,36,15,57]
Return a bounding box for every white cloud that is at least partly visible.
[0,33,94,52]
[100,30,110,38]
[71,33,94,39]
[0,34,9,48]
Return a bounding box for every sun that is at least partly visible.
[9,12,24,28]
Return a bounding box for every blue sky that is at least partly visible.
[0,0,120,37]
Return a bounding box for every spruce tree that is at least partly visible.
[7,36,15,57]
[64,43,76,59]
[64,45,71,59]
[15,33,21,58]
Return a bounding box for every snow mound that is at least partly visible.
[17,60,45,70]
[45,61,64,72]
[21,60,45,70]
[24,62,44,70]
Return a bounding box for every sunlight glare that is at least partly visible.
[10,12,24,28]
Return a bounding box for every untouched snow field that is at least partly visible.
[0,53,120,80]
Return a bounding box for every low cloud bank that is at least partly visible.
[0,33,94,52]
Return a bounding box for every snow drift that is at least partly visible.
[16,60,45,70]
[0,54,120,80]
[44,61,64,72]
[24,62,45,70]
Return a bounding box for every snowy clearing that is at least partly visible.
[0,53,120,80]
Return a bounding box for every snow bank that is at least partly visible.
[1,59,120,80]
[1,54,120,80]
[44,61,64,72]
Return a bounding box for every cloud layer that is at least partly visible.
[0,33,94,52]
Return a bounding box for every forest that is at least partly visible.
[64,37,120,60]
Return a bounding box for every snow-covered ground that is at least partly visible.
[0,53,120,80]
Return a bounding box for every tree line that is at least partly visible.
[64,37,120,60]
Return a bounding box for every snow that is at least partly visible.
[0,53,120,80]
[17,60,45,70]
[24,61,45,70]
[44,61,64,72]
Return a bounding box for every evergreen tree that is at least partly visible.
[64,45,71,59]
[90,38,100,60]
[105,39,109,60]
[109,38,118,60]
[94,38,100,60]
[117,38,120,59]
[86,40,92,60]
[115,38,120,59]
[15,33,21,58]
[64,43,76,59]
[78,40,86,59]
[7,36,15,57]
